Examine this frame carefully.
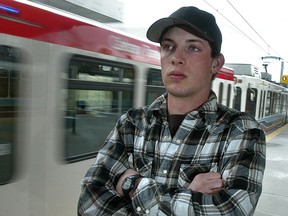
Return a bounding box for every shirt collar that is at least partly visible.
[148,91,219,124]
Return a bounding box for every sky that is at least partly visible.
[113,0,288,82]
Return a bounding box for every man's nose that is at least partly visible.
[171,49,185,65]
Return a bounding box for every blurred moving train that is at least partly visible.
[0,1,287,216]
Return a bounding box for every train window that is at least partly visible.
[67,55,134,83]
[147,68,163,86]
[262,91,266,117]
[234,87,241,111]
[245,88,257,117]
[267,92,280,115]
[218,83,223,104]
[258,90,265,119]
[275,93,281,113]
[146,68,165,105]
[265,91,272,116]
[227,84,232,107]
[63,55,135,162]
[286,95,288,111]
[284,95,286,112]
[284,95,288,112]
[0,45,26,184]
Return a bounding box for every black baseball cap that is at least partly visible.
[146,6,222,54]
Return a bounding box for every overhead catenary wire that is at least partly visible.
[225,0,281,58]
[202,0,282,58]
[225,0,288,66]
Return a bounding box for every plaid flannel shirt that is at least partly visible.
[78,91,266,216]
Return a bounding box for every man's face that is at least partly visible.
[160,27,221,99]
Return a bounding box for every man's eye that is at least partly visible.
[188,45,200,52]
[161,44,174,51]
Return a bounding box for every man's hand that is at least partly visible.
[188,172,224,195]
[115,169,138,196]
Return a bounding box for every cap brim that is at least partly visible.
[146,17,212,43]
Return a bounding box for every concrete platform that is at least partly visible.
[254,124,288,216]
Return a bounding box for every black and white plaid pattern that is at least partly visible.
[78,91,266,216]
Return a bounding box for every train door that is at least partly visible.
[234,86,242,111]
[245,87,257,117]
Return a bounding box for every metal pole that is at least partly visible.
[280,60,284,78]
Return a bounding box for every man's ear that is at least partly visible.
[211,54,225,74]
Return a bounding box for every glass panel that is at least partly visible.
[147,69,163,86]
[227,84,231,107]
[258,90,263,119]
[63,55,134,162]
[146,69,165,105]
[68,55,134,83]
[0,45,25,184]
[265,91,271,116]
[218,83,223,104]
[274,93,279,114]
[64,89,133,160]
[261,91,266,117]
[234,87,242,111]
[285,95,288,112]
[245,88,257,117]
[282,95,285,113]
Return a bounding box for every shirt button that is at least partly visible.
[176,139,181,144]
[145,209,150,214]
[163,170,167,174]
[136,207,141,212]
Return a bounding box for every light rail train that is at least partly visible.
[0,1,287,215]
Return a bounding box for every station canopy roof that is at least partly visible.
[30,0,124,23]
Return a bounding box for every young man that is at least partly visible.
[78,6,266,215]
